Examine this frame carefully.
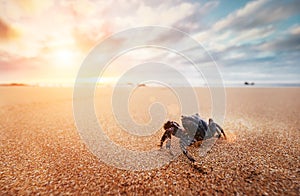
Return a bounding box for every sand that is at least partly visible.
[0,86,299,195]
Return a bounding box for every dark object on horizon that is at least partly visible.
[0,83,29,87]
[159,113,226,163]
[137,83,146,87]
[244,82,255,86]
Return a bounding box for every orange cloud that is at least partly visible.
[73,29,96,53]
[11,0,53,15]
[73,22,113,53]
[0,18,19,42]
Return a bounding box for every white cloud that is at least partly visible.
[259,27,300,52]
[213,0,300,32]
[289,24,300,35]
[213,0,269,31]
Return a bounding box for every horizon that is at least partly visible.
[1,80,299,88]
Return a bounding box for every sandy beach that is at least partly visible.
[0,87,299,195]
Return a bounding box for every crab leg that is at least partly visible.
[159,129,171,148]
[216,124,227,139]
[180,139,196,163]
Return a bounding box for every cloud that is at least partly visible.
[190,0,299,83]
[174,1,219,32]
[0,0,217,55]
[0,18,19,41]
[0,50,40,73]
[213,0,300,32]
[69,0,218,53]
[262,34,300,52]
[72,21,114,53]
[11,0,54,15]
[187,0,300,84]
[260,25,300,52]
[289,24,300,35]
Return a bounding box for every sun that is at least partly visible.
[52,48,79,68]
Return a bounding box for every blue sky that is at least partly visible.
[0,0,299,85]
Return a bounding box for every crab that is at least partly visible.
[159,113,226,164]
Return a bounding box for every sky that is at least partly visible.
[0,0,299,86]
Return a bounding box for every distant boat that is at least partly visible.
[0,83,29,87]
[244,82,255,86]
[137,83,146,87]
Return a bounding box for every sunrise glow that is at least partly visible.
[50,47,82,69]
